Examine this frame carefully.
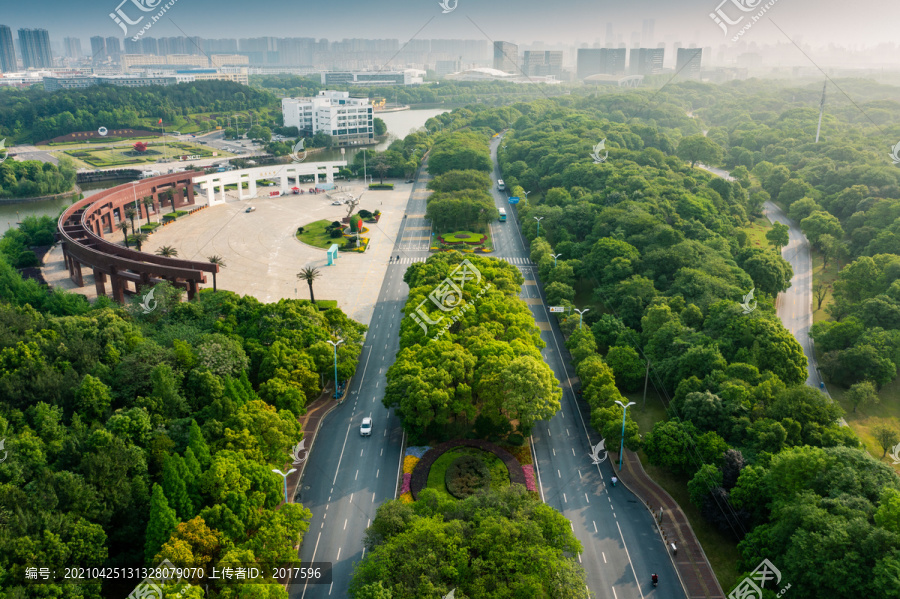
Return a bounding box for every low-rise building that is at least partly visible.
[282,90,374,147]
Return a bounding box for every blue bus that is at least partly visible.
[498,208,507,222]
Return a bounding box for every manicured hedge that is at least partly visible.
[368,183,394,190]
[410,439,526,500]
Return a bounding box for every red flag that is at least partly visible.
[158,119,163,124]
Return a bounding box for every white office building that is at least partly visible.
[282,91,374,146]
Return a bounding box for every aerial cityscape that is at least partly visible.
[1,1,899,599]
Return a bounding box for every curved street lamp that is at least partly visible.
[614,400,636,472]
[272,468,297,503]
[326,339,344,400]
[574,308,589,329]
[533,216,544,236]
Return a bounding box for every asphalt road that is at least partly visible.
[290,146,685,598]
[290,170,434,599]
[491,135,684,599]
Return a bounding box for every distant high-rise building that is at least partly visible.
[63,37,82,59]
[0,25,16,72]
[493,41,518,73]
[522,50,563,77]
[123,38,141,54]
[105,37,121,59]
[628,48,664,75]
[90,36,106,60]
[576,47,625,79]
[141,37,158,55]
[18,28,52,69]
[676,47,702,79]
[435,58,462,78]
[641,19,655,44]
[605,23,614,46]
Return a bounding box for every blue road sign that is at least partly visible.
[508,196,520,204]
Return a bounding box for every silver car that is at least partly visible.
[360,417,373,436]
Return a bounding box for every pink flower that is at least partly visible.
[522,465,536,492]
[400,472,412,495]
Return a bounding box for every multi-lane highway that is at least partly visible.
[489,135,684,599]
[291,142,685,598]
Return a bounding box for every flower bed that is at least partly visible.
[409,439,526,501]
[403,455,419,474]
[445,455,490,498]
[400,472,411,495]
[405,446,431,459]
[522,464,536,492]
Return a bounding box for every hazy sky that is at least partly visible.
[3,0,898,51]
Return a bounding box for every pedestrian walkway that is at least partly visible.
[616,448,726,599]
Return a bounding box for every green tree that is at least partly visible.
[800,210,844,247]
[845,380,879,413]
[871,420,900,458]
[676,134,723,167]
[499,355,562,431]
[207,255,226,292]
[145,484,179,563]
[297,266,321,304]
[156,245,178,257]
[188,419,212,468]
[765,222,789,253]
[162,454,194,521]
[118,220,130,248]
[688,463,723,509]
[605,345,645,392]
[75,374,112,422]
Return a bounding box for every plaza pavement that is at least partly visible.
[43,180,421,327]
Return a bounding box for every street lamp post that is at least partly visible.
[524,190,531,205]
[534,216,544,237]
[614,400,636,471]
[271,468,297,504]
[574,308,589,329]
[551,253,562,267]
[326,339,344,400]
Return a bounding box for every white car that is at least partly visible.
[331,200,342,206]
[360,417,373,436]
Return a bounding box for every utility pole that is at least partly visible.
[815,80,826,144]
[642,358,651,408]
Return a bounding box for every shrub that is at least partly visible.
[369,183,394,190]
[15,250,39,268]
[358,209,373,219]
[522,465,536,492]
[297,227,305,234]
[330,228,344,238]
[445,455,490,498]
[506,433,525,446]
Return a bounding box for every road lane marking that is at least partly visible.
[372,492,376,503]
[350,493,353,502]
[355,470,358,480]
[380,448,383,456]
[552,448,555,456]
[336,547,341,560]
[376,469,379,478]
[617,521,645,598]
[594,521,598,533]
[558,469,561,478]
[572,448,575,456]
[343,519,347,530]
[585,493,589,503]
[578,469,582,479]
[567,428,570,436]
[360,449,363,456]
[563,493,567,503]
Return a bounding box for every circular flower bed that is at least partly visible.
[409,439,526,501]
[445,455,490,498]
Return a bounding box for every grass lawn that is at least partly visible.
[810,246,842,323]
[830,381,900,476]
[297,220,341,249]
[62,142,224,168]
[741,215,772,251]
[432,229,494,252]
[627,388,742,593]
[426,447,511,501]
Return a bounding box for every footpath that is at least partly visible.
[616,447,727,599]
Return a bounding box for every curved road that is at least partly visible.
[698,164,825,391]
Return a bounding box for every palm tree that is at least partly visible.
[125,208,137,235]
[207,255,226,292]
[129,233,149,251]
[117,221,130,248]
[297,267,321,304]
[142,197,154,225]
[156,245,178,257]
[166,189,177,213]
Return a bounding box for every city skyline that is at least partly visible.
[0,0,897,53]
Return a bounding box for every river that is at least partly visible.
[1,107,448,231]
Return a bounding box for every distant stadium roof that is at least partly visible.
[445,67,516,81]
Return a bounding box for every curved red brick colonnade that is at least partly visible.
[410,439,527,500]
[57,172,218,302]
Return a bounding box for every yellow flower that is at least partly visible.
[399,492,414,504]
[403,455,419,474]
